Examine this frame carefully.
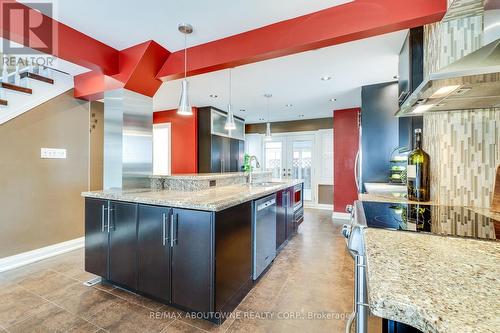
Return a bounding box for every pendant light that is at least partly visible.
[224,68,236,130]
[264,93,272,141]
[177,23,193,116]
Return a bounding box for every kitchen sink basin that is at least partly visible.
[250,181,286,187]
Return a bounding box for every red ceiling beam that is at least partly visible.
[74,41,170,100]
[0,0,119,75]
[157,0,447,81]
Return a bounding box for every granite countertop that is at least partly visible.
[82,179,303,212]
[364,228,500,333]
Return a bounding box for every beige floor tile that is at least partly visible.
[16,269,79,297]
[6,302,98,333]
[161,320,206,333]
[89,299,173,333]
[45,282,121,320]
[108,286,165,311]
[0,285,48,327]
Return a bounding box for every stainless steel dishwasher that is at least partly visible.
[252,194,277,280]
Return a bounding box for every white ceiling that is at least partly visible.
[153,30,407,123]
[24,0,353,51]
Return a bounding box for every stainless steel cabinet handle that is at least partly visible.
[173,214,178,245]
[170,214,175,247]
[162,213,167,246]
[107,206,114,233]
[101,205,106,232]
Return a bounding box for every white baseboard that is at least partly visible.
[0,237,84,273]
[304,203,333,211]
[332,212,351,220]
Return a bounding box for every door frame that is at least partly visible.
[262,131,318,205]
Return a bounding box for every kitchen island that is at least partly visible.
[82,177,303,323]
[364,228,500,333]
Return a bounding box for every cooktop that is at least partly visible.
[360,201,499,241]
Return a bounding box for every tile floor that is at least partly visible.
[0,209,381,333]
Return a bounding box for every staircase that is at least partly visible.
[0,57,76,125]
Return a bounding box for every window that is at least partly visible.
[153,123,171,175]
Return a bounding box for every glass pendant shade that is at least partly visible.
[264,122,272,141]
[225,104,236,130]
[177,80,192,116]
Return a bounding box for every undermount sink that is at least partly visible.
[250,181,286,187]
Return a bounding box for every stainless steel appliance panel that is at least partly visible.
[252,194,277,280]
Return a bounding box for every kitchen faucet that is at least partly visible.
[247,155,261,184]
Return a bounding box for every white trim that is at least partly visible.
[332,212,351,220]
[0,237,84,273]
[305,203,333,211]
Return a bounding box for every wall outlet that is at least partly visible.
[41,148,67,159]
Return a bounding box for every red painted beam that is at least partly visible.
[74,41,170,100]
[0,0,119,75]
[157,0,447,81]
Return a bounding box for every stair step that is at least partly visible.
[1,82,33,94]
[0,99,7,106]
[20,72,54,84]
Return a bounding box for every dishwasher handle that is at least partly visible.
[257,198,276,211]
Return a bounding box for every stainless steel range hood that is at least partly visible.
[397,0,500,116]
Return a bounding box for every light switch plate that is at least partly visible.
[41,148,67,159]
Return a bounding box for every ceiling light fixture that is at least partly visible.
[240,109,246,112]
[209,94,218,98]
[177,23,193,116]
[321,76,332,81]
[285,104,293,107]
[329,98,337,102]
[264,93,272,142]
[224,68,236,130]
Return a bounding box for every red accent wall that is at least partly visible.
[333,108,360,213]
[153,108,198,174]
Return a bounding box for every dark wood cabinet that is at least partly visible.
[214,202,252,313]
[286,187,296,239]
[85,198,109,278]
[108,201,138,288]
[276,190,289,250]
[137,205,172,302]
[171,208,213,312]
[197,106,244,173]
[230,138,244,172]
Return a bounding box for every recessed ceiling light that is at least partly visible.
[259,117,265,121]
[321,76,331,81]
[209,94,218,98]
[298,114,305,118]
[285,104,293,107]
[240,109,246,112]
[329,98,337,102]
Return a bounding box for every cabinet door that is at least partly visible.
[137,205,171,301]
[285,188,295,240]
[211,135,223,173]
[85,198,109,278]
[222,137,231,172]
[109,201,138,288]
[230,139,244,172]
[276,191,287,250]
[171,209,213,312]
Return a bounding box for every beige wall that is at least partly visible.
[0,90,91,258]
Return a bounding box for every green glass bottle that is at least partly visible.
[407,129,430,202]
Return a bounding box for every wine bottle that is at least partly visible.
[407,129,430,202]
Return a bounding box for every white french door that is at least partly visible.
[264,134,315,203]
